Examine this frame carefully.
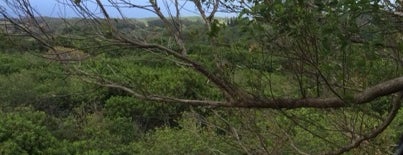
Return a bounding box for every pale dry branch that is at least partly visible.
[149,0,187,55]
[77,69,228,107]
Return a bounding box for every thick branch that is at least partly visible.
[193,0,211,29]
[90,71,403,109]
[136,75,403,109]
[232,76,403,109]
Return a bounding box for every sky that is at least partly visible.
[2,0,237,18]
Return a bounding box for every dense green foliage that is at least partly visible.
[0,0,403,154]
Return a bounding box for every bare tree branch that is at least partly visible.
[324,91,403,155]
[149,0,187,55]
[78,69,229,107]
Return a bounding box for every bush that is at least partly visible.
[0,108,64,154]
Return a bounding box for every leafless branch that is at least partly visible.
[77,69,228,107]
[324,91,403,155]
[149,0,187,55]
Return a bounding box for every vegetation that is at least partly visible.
[0,0,402,154]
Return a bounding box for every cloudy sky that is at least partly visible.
[5,0,236,18]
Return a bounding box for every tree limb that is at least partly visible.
[324,91,403,155]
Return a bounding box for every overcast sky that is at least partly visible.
[9,0,236,18]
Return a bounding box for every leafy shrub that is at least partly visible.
[0,108,65,154]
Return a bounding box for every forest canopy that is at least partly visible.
[0,0,402,154]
